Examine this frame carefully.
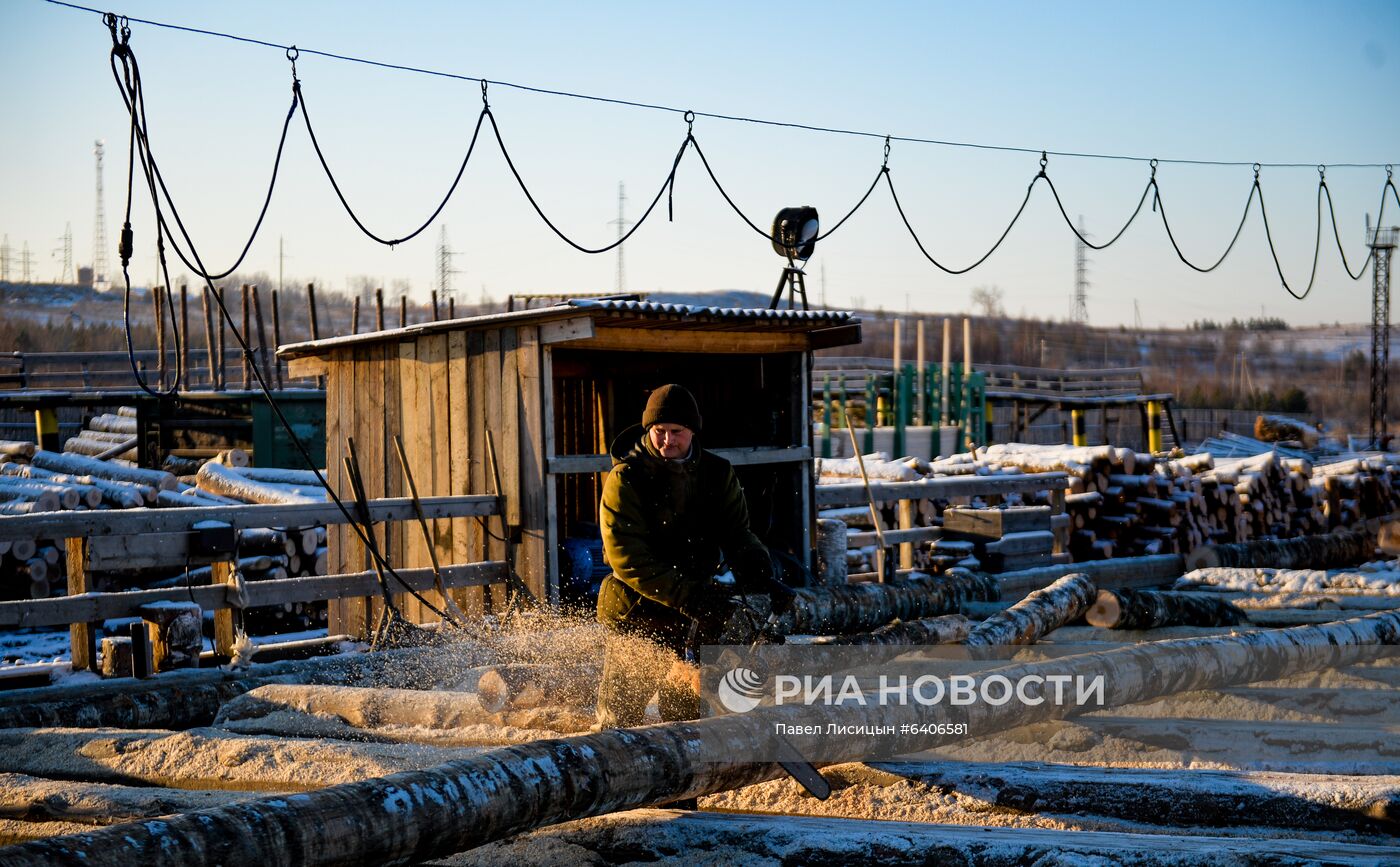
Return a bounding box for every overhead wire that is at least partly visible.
[40,0,1397,169]
[52,0,1400,323]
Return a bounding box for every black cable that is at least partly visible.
[1151,175,1257,273]
[484,105,690,254]
[1042,164,1156,251]
[884,165,1042,275]
[103,19,465,630]
[297,77,487,247]
[686,135,886,246]
[1256,175,1325,301]
[41,0,1398,170]
[108,18,184,398]
[1323,173,1398,281]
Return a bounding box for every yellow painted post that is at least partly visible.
[1147,399,1163,453]
[1071,408,1087,447]
[34,408,59,452]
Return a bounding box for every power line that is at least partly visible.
[40,0,1398,170]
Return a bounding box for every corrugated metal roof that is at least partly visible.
[567,298,854,324]
[279,299,858,358]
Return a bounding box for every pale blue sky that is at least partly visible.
[2,0,1398,327]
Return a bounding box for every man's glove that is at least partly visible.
[759,573,798,616]
[676,580,737,635]
[730,547,775,590]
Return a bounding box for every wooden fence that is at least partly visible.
[0,495,504,674]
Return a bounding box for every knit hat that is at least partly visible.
[642,384,702,432]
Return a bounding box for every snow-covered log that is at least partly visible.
[829,613,971,646]
[1175,564,1400,596]
[1085,588,1247,630]
[781,569,999,636]
[1186,530,1373,571]
[29,450,176,491]
[963,572,1096,646]
[14,612,1400,866]
[0,441,37,459]
[230,466,328,487]
[196,461,323,505]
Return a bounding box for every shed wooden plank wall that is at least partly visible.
[325,326,549,637]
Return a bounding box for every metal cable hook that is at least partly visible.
[684,110,695,135]
[480,79,490,108]
[120,16,130,42]
[1318,164,1326,181]
[1039,150,1048,173]
[1387,165,1393,180]
[1149,158,1158,179]
[286,45,299,81]
[1253,162,1262,180]
[882,134,891,169]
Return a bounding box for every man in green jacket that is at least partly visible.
[595,383,794,728]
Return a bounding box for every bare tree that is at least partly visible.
[970,285,1004,318]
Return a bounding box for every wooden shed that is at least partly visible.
[279,299,861,635]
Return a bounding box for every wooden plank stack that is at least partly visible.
[940,506,1057,573]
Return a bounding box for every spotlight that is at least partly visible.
[768,206,819,310]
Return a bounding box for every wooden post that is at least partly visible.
[915,319,926,426]
[897,498,915,570]
[448,296,455,319]
[240,284,252,389]
[306,283,321,341]
[65,537,98,672]
[271,288,284,389]
[375,287,385,331]
[940,318,951,425]
[201,286,218,389]
[399,295,408,328]
[431,289,440,321]
[351,296,361,334]
[252,284,271,388]
[179,284,189,390]
[216,286,228,390]
[306,283,322,388]
[211,560,241,658]
[154,285,167,389]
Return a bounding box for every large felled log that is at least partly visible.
[0,773,250,827]
[1186,530,1373,571]
[14,612,1400,867]
[1085,588,1247,630]
[780,569,999,636]
[214,683,592,734]
[830,613,971,646]
[465,808,1400,866]
[963,572,1096,646]
[29,450,177,491]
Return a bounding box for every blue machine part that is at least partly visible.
[561,536,609,599]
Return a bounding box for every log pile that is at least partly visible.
[0,442,328,632]
[817,443,1399,573]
